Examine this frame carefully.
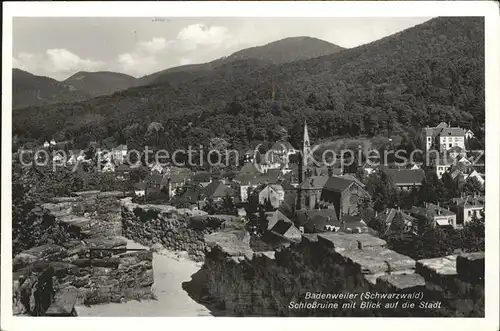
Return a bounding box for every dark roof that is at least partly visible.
[295,208,338,227]
[239,163,259,175]
[323,176,356,193]
[133,182,146,190]
[386,169,425,186]
[270,219,294,236]
[374,208,416,227]
[409,203,456,219]
[146,174,169,186]
[299,176,329,190]
[451,196,485,209]
[204,180,233,198]
[440,128,465,136]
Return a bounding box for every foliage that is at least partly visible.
[13,18,484,153]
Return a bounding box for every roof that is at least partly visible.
[448,146,465,153]
[452,196,485,209]
[440,128,465,137]
[374,208,416,228]
[146,174,169,186]
[239,163,260,175]
[133,182,146,190]
[386,169,425,186]
[270,219,293,235]
[323,176,357,193]
[204,180,233,199]
[299,176,329,190]
[409,203,456,220]
[295,208,338,228]
[265,210,292,230]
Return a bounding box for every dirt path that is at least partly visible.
[75,240,214,317]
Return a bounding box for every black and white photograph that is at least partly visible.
[2,1,499,331]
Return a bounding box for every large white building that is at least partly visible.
[423,122,465,152]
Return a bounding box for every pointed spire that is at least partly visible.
[303,120,310,147]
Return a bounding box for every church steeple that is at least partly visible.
[303,120,311,166]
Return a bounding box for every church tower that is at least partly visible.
[302,120,312,180]
[303,120,311,160]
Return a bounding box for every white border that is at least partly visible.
[2,1,499,331]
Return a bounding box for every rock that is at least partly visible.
[150,243,163,253]
[13,253,39,271]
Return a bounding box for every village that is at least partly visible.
[25,119,485,243]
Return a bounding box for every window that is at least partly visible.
[449,144,452,148]
[468,210,472,216]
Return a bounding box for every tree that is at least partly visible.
[365,169,399,212]
[462,176,483,196]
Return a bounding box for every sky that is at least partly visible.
[12,17,432,81]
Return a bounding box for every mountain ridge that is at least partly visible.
[13,17,484,154]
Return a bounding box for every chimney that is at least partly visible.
[375,211,378,217]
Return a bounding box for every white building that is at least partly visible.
[423,122,465,152]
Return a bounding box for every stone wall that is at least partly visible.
[195,230,484,317]
[120,199,240,262]
[13,192,154,315]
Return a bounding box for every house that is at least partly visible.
[295,208,338,233]
[50,139,56,146]
[52,152,64,163]
[435,156,456,179]
[449,194,484,227]
[265,141,297,169]
[265,210,293,231]
[465,129,475,140]
[145,174,170,197]
[297,175,330,210]
[203,179,234,201]
[450,163,485,188]
[423,122,465,152]
[43,141,50,148]
[386,169,425,190]
[237,173,279,202]
[269,219,302,243]
[324,215,375,234]
[372,208,417,235]
[133,182,146,197]
[115,164,131,179]
[321,176,371,220]
[448,146,467,159]
[102,160,115,173]
[408,202,457,228]
[457,156,472,165]
[243,149,260,164]
[111,144,128,164]
[150,162,164,175]
[258,184,285,209]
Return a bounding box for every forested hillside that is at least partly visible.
[63,71,138,97]
[13,17,484,154]
[12,69,90,109]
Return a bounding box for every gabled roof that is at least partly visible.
[439,128,465,137]
[452,195,485,209]
[265,210,292,230]
[146,174,169,186]
[409,203,456,220]
[295,208,338,228]
[299,176,329,190]
[323,176,357,193]
[204,180,233,199]
[239,163,260,175]
[386,169,425,186]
